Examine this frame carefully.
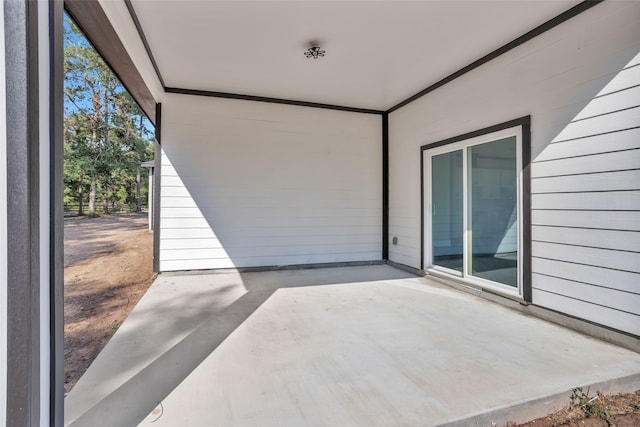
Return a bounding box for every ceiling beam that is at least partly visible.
[165,87,384,115]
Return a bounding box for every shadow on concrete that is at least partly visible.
[65,265,416,427]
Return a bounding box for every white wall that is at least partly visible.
[389,1,640,335]
[159,93,382,271]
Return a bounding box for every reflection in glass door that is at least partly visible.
[431,150,463,273]
[468,137,518,287]
[428,134,519,290]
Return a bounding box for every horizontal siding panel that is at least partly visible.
[161,165,379,185]
[531,210,640,231]
[533,273,640,315]
[161,234,381,250]
[160,164,179,177]
[234,225,381,237]
[532,241,640,273]
[159,218,211,228]
[531,170,640,193]
[573,85,640,121]
[154,227,381,240]
[160,184,379,200]
[534,127,640,162]
[160,197,199,209]
[225,235,380,247]
[597,63,640,96]
[388,226,420,238]
[160,215,380,229]
[388,235,420,248]
[160,186,193,197]
[160,196,380,210]
[532,289,640,336]
[160,248,230,261]
[165,118,376,139]
[159,94,381,270]
[389,253,420,270]
[532,257,639,294]
[160,258,235,271]
[161,176,187,187]
[160,244,381,261]
[552,107,640,142]
[160,238,222,250]
[160,207,207,218]
[532,226,640,252]
[160,252,382,272]
[161,228,218,239]
[162,224,376,236]
[160,206,381,219]
[532,191,640,210]
[388,244,421,259]
[531,149,640,178]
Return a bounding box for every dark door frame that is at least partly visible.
[419,116,532,302]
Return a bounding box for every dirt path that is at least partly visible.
[64,214,155,393]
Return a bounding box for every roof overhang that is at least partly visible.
[64,0,604,118]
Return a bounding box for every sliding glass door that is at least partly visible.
[425,128,521,293]
[431,150,463,273]
[468,137,518,287]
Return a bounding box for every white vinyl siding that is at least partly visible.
[388,1,640,335]
[159,93,381,270]
[529,53,640,335]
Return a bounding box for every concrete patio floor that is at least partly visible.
[64,265,640,427]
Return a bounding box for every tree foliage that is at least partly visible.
[64,16,153,215]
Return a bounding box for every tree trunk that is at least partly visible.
[89,172,96,214]
[103,86,109,140]
[136,171,141,213]
[102,184,109,214]
[77,181,84,216]
[102,86,110,215]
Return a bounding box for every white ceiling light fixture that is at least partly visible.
[304,41,326,59]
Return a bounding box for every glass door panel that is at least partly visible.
[468,137,518,287]
[431,150,463,272]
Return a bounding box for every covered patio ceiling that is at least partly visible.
[84,0,584,114]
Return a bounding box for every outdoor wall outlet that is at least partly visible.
[392,236,398,245]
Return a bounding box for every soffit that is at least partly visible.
[129,0,581,110]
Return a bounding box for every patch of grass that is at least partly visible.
[571,387,611,420]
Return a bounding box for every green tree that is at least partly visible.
[64,16,153,215]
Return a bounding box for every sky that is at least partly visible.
[64,12,155,136]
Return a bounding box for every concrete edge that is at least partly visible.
[418,271,640,354]
[520,304,640,354]
[384,259,425,277]
[159,260,386,277]
[437,372,640,427]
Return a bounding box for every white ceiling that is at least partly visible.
[130,0,580,110]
